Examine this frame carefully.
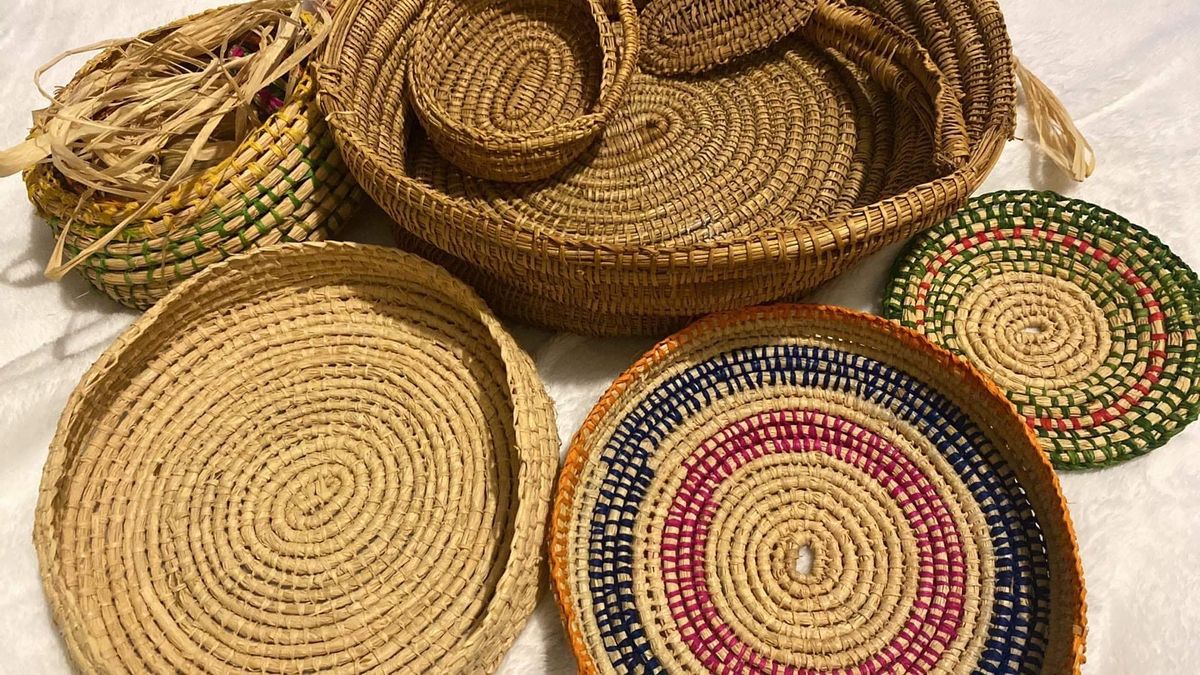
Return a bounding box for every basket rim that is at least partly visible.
[33,240,558,672]
[638,0,819,75]
[548,303,1087,674]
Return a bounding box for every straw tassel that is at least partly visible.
[1016,58,1096,181]
[0,136,53,176]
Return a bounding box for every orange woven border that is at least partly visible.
[548,303,1086,674]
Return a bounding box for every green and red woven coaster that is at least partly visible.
[884,190,1200,469]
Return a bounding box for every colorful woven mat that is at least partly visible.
[551,305,1085,674]
[885,190,1200,469]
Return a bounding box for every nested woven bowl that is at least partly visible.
[552,305,1086,673]
[407,0,640,182]
[638,0,821,75]
[23,5,358,310]
[35,242,559,673]
[319,0,1015,335]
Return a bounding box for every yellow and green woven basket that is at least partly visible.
[23,5,359,310]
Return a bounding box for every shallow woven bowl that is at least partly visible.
[407,0,640,182]
[35,242,558,673]
[319,0,1015,335]
[638,0,822,75]
[24,4,359,310]
[552,305,1086,673]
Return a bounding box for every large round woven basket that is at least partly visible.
[35,242,558,673]
[551,305,1086,673]
[23,4,359,311]
[318,0,1015,335]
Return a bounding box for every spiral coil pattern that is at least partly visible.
[551,305,1086,674]
[36,242,558,673]
[885,191,1200,469]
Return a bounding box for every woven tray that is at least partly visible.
[35,242,558,673]
[885,190,1200,469]
[318,0,1014,335]
[23,4,359,310]
[551,305,1086,673]
[407,0,640,182]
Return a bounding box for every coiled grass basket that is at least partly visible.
[552,305,1086,673]
[23,3,359,310]
[406,0,641,182]
[319,0,1015,335]
[36,242,558,672]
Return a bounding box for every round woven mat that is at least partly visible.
[551,305,1085,674]
[407,40,898,248]
[36,242,558,673]
[885,190,1200,469]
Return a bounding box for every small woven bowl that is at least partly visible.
[406,0,640,182]
[23,4,358,310]
[552,305,1086,673]
[36,242,559,673]
[638,0,820,75]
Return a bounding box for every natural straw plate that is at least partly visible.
[22,4,358,310]
[551,305,1086,673]
[407,0,640,182]
[319,0,1006,335]
[35,242,558,673]
[885,190,1200,469]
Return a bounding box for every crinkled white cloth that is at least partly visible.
[1,0,1197,671]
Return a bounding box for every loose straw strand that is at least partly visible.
[1015,58,1096,181]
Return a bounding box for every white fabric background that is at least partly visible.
[1,0,1197,671]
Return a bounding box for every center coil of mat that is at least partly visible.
[551,306,1085,674]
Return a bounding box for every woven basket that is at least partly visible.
[551,304,1086,673]
[638,0,820,75]
[35,242,559,673]
[885,190,1200,470]
[22,5,358,310]
[407,0,640,182]
[321,0,1011,335]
